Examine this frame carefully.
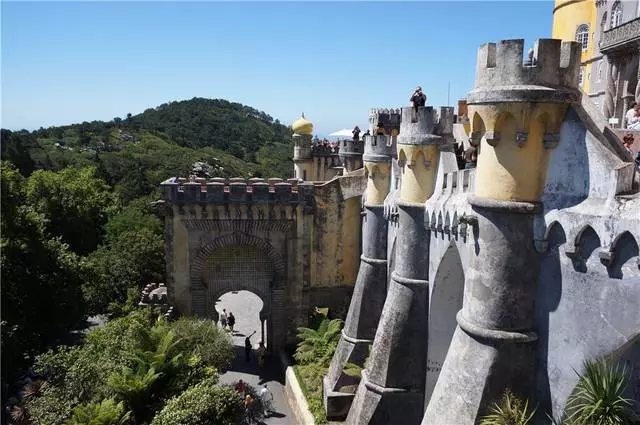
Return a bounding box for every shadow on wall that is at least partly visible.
[605,231,640,280]
[543,108,590,210]
[536,221,566,421]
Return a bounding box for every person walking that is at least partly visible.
[245,331,256,362]
[219,308,228,330]
[243,393,256,424]
[235,379,246,399]
[228,312,236,333]
[259,384,274,418]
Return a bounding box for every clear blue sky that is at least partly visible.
[2,1,553,136]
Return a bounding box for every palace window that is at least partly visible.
[611,1,623,28]
[579,66,585,86]
[601,11,608,32]
[575,24,590,51]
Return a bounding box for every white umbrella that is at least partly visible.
[328,128,363,138]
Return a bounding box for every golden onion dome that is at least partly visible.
[292,113,313,135]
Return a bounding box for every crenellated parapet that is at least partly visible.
[369,108,402,136]
[469,38,581,104]
[467,38,581,203]
[160,176,314,206]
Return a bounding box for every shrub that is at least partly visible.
[67,398,131,425]
[294,318,343,367]
[151,379,242,425]
[564,358,633,425]
[170,317,234,371]
[480,390,536,425]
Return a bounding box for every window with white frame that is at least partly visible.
[575,24,590,51]
[611,1,623,28]
[601,11,608,32]
[579,66,585,86]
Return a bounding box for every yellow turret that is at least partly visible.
[292,113,314,136]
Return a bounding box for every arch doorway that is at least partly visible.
[425,242,465,406]
[216,290,268,348]
[201,244,274,350]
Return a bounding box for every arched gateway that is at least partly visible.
[190,234,287,348]
[159,175,366,353]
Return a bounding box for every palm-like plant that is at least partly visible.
[564,358,632,425]
[67,398,131,425]
[294,318,343,367]
[480,390,536,425]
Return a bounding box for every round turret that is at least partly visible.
[292,113,314,135]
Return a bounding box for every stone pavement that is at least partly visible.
[217,291,293,425]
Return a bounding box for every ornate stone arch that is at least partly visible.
[190,232,286,287]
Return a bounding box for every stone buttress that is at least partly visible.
[346,106,446,425]
[323,128,395,420]
[422,38,581,424]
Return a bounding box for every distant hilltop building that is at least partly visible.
[158,37,639,425]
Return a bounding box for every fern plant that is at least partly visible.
[480,390,536,425]
[294,318,343,367]
[564,358,632,425]
[67,398,131,425]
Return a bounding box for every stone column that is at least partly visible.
[604,56,619,120]
[346,106,444,425]
[293,133,312,181]
[323,134,394,420]
[422,38,580,425]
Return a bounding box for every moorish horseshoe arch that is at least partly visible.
[189,232,288,349]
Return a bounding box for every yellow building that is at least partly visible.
[552,0,597,93]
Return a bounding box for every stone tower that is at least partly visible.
[422,38,581,424]
[339,137,365,173]
[292,114,314,181]
[323,121,396,420]
[346,106,448,424]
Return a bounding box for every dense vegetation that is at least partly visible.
[0,97,294,422]
[293,315,343,425]
[11,309,238,424]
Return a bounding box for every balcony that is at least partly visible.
[600,17,640,53]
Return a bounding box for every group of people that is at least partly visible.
[219,308,236,332]
[234,380,274,422]
[311,139,340,154]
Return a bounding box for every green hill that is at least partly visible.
[1,97,294,201]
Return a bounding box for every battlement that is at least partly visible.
[363,135,395,162]
[369,108,402,135]
[397,106,447,146]
[468,39,581,104]
[160,176,315,204]
[338,139,365,156]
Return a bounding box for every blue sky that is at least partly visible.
[2,1,553,136]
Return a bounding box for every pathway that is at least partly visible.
[217,291,293,425]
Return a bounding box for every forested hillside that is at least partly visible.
[0,98,294,419]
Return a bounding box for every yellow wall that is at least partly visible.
[364,162,391,205]
[398,145,439,204]
[310,179,363,287]
[552,0,596,92]
[470,103,567,202]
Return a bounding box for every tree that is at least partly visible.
[1,162,86,387]
[25,167,116,255]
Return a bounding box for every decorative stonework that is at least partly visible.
[600,17,640,53]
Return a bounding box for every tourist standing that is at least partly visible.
[245,331,256,362]
[244,394,256,424]
[219,308,228,330]
[257,341,266,368]
[352,126,361,142]
[626,103,640,129]
[259,384,273,418]
[410,86,427,113]
[228,312,236,333]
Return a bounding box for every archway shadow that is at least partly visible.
[222,345,286,386]
[536,222,566,422]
